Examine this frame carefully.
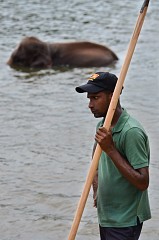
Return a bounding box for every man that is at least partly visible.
[75,72,151,240]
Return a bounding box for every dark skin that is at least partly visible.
[87,91,149,206]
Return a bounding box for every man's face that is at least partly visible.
[87,91,112,118]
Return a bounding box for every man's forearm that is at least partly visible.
[106,147,149,191]
[92,170,98,207]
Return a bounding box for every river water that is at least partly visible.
[0,1,159,239]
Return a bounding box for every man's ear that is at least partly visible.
[109,92,113,101]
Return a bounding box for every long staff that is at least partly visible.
[68,0,150,239]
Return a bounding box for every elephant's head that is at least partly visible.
[7,37,52,69]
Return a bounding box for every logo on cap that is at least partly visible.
[88,73,99,81]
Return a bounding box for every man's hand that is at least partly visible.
[95,127,115,154]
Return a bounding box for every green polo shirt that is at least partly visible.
[97,109,151,227]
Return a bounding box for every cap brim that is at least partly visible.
[75,83,104,93]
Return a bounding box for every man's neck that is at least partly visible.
[111,106,123,128]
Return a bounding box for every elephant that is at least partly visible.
[7,36,118,69]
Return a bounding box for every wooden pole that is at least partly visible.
[68,1,150,239]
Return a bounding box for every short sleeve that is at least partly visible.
[123,127,150,169]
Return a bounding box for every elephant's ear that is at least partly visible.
[31,56,52,68]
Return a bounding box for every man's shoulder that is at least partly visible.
[122,109,145,131]
[125,115,145,132]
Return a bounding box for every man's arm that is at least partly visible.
[92,170,98,207]
[92,142,98,207]
[95,127,149,191]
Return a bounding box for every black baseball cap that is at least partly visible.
[75,72,118,93]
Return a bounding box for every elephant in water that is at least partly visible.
[7,36,118,69]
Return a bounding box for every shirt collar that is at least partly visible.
[112,108,130,134]
[100,109,130,133]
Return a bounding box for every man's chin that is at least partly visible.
[93,114,102,118]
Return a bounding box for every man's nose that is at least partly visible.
[88,100,93,109]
